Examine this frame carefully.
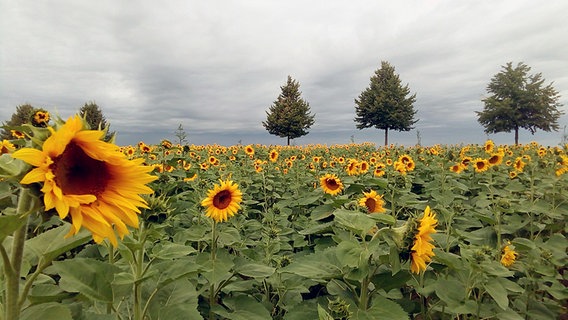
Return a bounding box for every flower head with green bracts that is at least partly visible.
[11,115,157,246]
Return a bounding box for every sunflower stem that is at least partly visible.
[107,243,115,314]
[5,187,33,320]
[209,220,218,320]
[133,223,146,320]
[419,272,427,319]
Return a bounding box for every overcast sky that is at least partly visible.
[1,0,567,147]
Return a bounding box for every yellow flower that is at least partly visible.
[11,130,26,139]
[473,158,489,173]
[1,140,15,155]
[410,206,437,274]
[484,139,495,154]
[269,149,279,162]
[450,163,465,174]
[488,152,504,166]
[244,144,255,157]
[11,115,157,246]
[346,159,359,175]
[183,173,198,182]
[513,157,525,172]
[33,110,50,126]
[319,173,343,196]
[373,167,385,177]
[500,244,518,267]
[201,179,243,222]
[358,190,386,213]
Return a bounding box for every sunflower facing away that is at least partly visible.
[201,179,243,222]
[320,173,344,196]
[410,206,437,274]
[500,244,518,267]
[358,190,386,213]
[11,115,157,246]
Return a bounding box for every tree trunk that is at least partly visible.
[384,128,389,146]
[287,136,290,146]
[514,126,519,145]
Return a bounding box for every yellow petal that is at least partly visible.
[11,148,46,167]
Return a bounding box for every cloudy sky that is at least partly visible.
[1,0,567,147]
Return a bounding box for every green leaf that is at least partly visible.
[25,225,91,264]
[281,252,341,280]
[368,213,395,225]
[370,271,412,293]
[0,215,27,242]
[218,226,241,246]
[154,257,201,287]
[353,296,408,320]
[28,284,74,304]
[235,263,276,278]
[20,302,72,320]
[311,204,335,220]
[511,237,536,251]
[298,221,334,235]
[284,299,319,320]
[147,279,202,320]
[196,250,234,285]
[317,304,335,320]
[497,277,524,293]
[496,309,524,320]
[333,209,376,235]
[435,279,465,306]
[484,280,509,310]
[336,240,363,268]
[0,154,28,178]
[151,242,196,259]
[213,295,272,320]
[432,249,462,269]
[51,258,119,302]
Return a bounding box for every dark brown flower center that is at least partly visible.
[488,155,500,164]
[213,190,232,209]
[326,179,339,190]
[365,198,376,212]
[51,141,110,196]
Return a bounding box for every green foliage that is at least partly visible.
[477,62,564,144]
[263,76,315,145]
[2,141,567,319]
[354,61,418,145]
[1,104,35,140]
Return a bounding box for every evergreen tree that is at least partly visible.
[263,76,315,145]
[1,104,35,140]
[79,101,114,141]
[477,62,563,145]
[354,61,417,146]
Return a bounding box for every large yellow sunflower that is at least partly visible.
[201,179,243,222]
[11,115,157,246]
[319,173,343,196]
[410,206,437,274]
[358,190,386,213]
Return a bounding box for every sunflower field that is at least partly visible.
[1,118,567,320]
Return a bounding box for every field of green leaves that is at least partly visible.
[2,139,568,319]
